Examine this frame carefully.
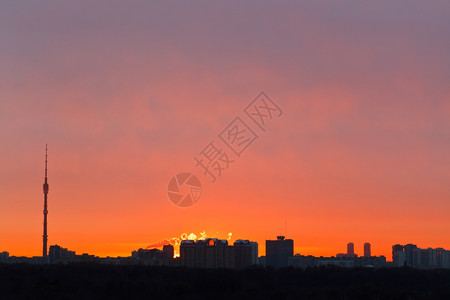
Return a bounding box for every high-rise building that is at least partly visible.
[180,240,197,268]
[347,242,355,257]
[180,238,258,269]
[163,245,174,259]
[437,248,450,269]
[48,245,76,264]
[0,252,9,263]
[266,236,294,268]
[392,244,404,266]
[404,244,418,267]
[393,244,450,269]
[364,243,371,257]
[234,240,258,269]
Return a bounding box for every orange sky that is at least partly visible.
[1,1,449,260]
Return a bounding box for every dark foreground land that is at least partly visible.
[1,264,450,299]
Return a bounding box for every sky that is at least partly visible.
[0,0,449,259]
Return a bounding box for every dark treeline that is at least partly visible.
[1,264,450,299]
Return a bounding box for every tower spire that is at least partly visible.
[43,144,49,258]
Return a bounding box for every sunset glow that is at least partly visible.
[1,1,449,261]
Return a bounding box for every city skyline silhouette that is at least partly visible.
[1,1,449,264]
[1,1,450,297]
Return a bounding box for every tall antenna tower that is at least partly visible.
[43,144,49,257]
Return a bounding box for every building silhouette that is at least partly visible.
[180,238,257,269]
[337,242,356,258]
[364,242,371,257]
[3,238,450,269]
[291,241,385,269]
[392,244,404,266]
[234,240,258,268]
[392,244,450,269]
[404,244,418,267]
[49,245,76,264]
[131,245,174,266]
[289,254,386,269]
[393,244,418,267]
[163,245,174,260]
[265,236,294,268]
[347,242,356,257]
[0,252,9,263]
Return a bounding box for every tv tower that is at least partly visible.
[42,144,49,257]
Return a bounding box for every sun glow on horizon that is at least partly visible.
[146,231,233,257]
